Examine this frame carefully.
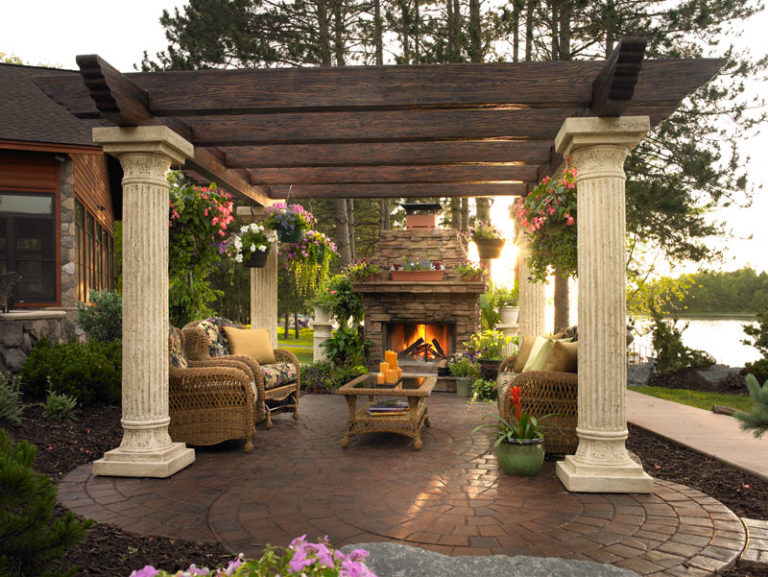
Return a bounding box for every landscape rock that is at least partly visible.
[627,362,653,387]
[342,542,640,577]
[697,364,743,384]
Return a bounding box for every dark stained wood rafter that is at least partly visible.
[33,47,725,200]
[270,183,527,198]
[590,37,647,117]
[247,164,538,185]
[223,141,552,168]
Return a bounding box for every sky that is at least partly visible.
[3,0,768,276]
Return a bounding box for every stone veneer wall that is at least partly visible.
[59,157,77,319]
[358,228,484,371]
[0,311,69,372]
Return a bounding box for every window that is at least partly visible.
[74,199,114,301]
[0,192,56,303]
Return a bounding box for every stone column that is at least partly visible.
[555,116,653,493]
[92,126,195,478]
[250,245,279,347]
[516,233,546,337]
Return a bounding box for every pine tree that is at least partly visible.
[0,429,92,577]
[737,374,768,439]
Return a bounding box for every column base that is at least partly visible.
[556,455,654,493]
[92,442,195,478]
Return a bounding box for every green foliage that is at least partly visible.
[19,339,121,406]
[326,274,364,326]
[471,378,498,402]
[279,230,337,298]
[447,355,478,378]
[743,305,768,382]
[168,172,235,327]
[737,374,768,439]
[464,329,512,360]
[300,361,368,393]
[0,429,92,577]
[479,282,519,330]
[320,325,371,367]
[629,386,754,414]
[649,307,716,374]
[76,290,122,343]
[42,389,78,422]
[0,372,23,426]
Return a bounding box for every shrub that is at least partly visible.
[743,306,768,382]
[447,355,477,379]
[321,325,372,367]
[76,290,122,343]
[0,372,23,426]
[737,374,768,438]
[326,274,364,326]
[42,388,78,422]
[20,339,121,405]
[301,361,367,393]
[471,378,498,402]
[649,307,715,374]
[0,429,92,577]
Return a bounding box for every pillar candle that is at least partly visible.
[397,367,403,379]
[377,372,385,384]
[379,362,390,374]
[386,369,399,384]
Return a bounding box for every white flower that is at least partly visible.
[258,245,267,252]
[240,225,249,233]
[249,243,257,252]
[235,253,243,263]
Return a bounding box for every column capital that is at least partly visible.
[93,125,193,165]
[555,116,650,157]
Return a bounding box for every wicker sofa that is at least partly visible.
[168,326,258,451]
[182,317,301,428]
[496,349,579,456]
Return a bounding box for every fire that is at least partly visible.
[388,323,452,361]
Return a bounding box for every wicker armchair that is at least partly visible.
[182,317,301,428]
[168,326,257,451]
[497,355,579,455]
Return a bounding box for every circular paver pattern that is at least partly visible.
[59,394,746,577]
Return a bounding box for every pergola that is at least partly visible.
[37,38,722,492]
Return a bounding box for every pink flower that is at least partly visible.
[565,214,574,226]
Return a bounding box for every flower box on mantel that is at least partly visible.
[390,270,444,282]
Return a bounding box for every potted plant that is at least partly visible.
[309,289,337,324]
[390,259,445,282]
[264,202,315,243]
[343,259,382,282]
[279,230,337,296]
[471,222,505,259]
[224,222,276,267]
[464,328,514,380]
[447,354,478,397]
[471,385,554,476]
[455,260,488,281]
[496,282,519,325]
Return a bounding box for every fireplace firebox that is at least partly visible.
[387,322,455,362]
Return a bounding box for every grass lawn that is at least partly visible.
[629,386,753,414]
[278,328,314,364]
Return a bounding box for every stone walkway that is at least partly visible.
[59,394,748,577]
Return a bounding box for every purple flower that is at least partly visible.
[129,567,159,577]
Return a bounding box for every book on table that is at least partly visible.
[366,398,409,416]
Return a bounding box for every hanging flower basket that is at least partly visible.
[277,228,304,244]
[475,238,505,259]
[264,203,315,244]
[242,246,270,268]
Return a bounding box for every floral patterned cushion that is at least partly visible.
[262,363,298,390]
[169,327,188,369]
[197,317,241,357]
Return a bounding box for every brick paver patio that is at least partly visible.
[58,393,747,576]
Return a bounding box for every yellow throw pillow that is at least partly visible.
[544,341,578,373]
[223,327,277,365]
[521,336,554,373]
[513,335,537,373]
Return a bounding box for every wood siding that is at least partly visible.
[0,149,58,191]
[73,153,114,233]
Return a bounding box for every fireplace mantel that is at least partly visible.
[352,280,486,294]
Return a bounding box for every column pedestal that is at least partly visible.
[92,126,194,478]
[553,117,653,494]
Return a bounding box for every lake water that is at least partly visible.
[630,317,760,368]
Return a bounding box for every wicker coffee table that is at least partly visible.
[336,374,437,449]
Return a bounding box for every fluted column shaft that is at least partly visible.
[250,242,279,347]
[517,232,546,337]
[92,127,195,478]
[554,117,654,493]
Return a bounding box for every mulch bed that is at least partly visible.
[4,389,768,577]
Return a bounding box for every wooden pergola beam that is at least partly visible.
[269,182,526,198]
[590,37,647,116]
[248,164,538,186]
[223,141,552,168]
[186,109,572,147]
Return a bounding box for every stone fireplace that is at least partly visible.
[353,225,485,375]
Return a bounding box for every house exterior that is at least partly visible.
[0,63,119,369]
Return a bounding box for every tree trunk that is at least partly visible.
[512,0,523,62]
[525,0,534,61]
[414,0,421,62]
[294,311,300,339]
[400,0,411,63]
[335,199,353,266]
[450,198,461,229]
[476,198,491,224]
[461,198,469,233]
[558,0,571,60]
[334,0,346,66]
[550,1,559,60]
[380,199,390,231]
[469,0,481,62]
[605,0,615,57]
[374,0,384,65]
[283,312,290,339]
[317,0,332,66]
[348,198,356,260]
[554,270,570,331]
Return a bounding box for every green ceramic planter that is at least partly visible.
[496,438,545,477]
[455,377,473,397]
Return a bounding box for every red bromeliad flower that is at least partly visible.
[510,385,522,421]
